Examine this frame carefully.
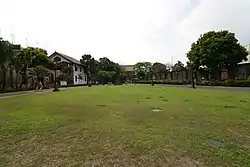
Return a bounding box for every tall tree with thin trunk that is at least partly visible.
[0,39,11,92]
[80,54,96,87]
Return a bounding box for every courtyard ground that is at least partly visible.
[0,85,250,167]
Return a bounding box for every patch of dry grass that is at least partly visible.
[1,86,250,166]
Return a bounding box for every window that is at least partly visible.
[75,76,77,82]
[75,65,77,71]
[54,57,61,62]
[80,67,82,72]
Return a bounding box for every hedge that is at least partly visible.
[135,80,250,87]
[59,84,87,88]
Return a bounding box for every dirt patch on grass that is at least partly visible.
[161,99,168,102]
[223,104,237,109]
[240,100,248,103]
[97,104,108,107]
[228,128,250,139]
[206,139,225,148]
[1,132,205,167]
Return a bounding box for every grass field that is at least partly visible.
[1,86,250,167]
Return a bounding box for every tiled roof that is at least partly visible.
[50,51,81,65]
[122,65,134,72]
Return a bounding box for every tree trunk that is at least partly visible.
[16,71,19,90]
[1,68,7,92]
[9,65,14,89]
[191,70,196,89]
[19,74,24,89]
[87,74,91,87]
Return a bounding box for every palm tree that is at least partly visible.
[20,47,35,88]
[28,65,51,88]
[80,54,95,87]
[12,49,24,89]
[8,44,21,89]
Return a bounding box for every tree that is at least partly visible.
[97,70,112,84]
[31,48,50,68]
[8,44,21,89]
[133,62,152,80]
[12,47,24,89]
[187,30,248,80]
[172,61,184,71]
[152,62,167,79]
[80,54,96,86]
[0,39,11,92]
[18,47,51,88]
[19,47,36,88]
[28,65,51,86]
[56,62,74,85]
[98,57,124,84]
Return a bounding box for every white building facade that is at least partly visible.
[50,52,87,85]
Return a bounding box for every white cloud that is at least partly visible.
[0,0,250,65]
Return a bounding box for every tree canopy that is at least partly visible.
[133,62,152,80]
[187,30,248,79]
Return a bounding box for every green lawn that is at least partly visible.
[1,86,250,167]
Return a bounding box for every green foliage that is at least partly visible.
[80,54,97,85]
[0,40,11,68]
[28,65,51,82]
[151,62,167,80]
[97,70,112,84]
[135,79,250,87]
[172,61,185,71]
[93,57,125,84]
[187,30,248,79]
[57,62,74,84]
[133,62,152,80]
[248,75,250,81]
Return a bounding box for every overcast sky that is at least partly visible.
[1,0,250,65]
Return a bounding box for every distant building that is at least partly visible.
[121,65,134,81]
[239,44,250,64]
[49,52,87,85]
[122,65,134,72]
[221,44,250,80]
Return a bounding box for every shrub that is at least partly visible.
[248,75,250,81]
[59,84,87,88]
[135,80,250,87]
[135,80,189,85]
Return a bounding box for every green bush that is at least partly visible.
[0,88,35,93]
[135,80,189,85]
[59,84,87,88]
[196,80,250,87]
[247,75,250,81]
[135,80,250,87]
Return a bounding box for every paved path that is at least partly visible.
[152,84,250,92]
[0,86,89,99]
[0,89,53,99]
